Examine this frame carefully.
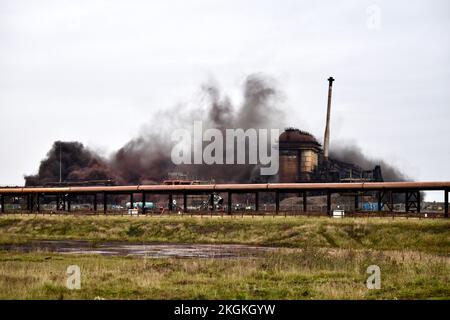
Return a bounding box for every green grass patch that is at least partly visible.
[0,248,447,299]
[0,215,448,254]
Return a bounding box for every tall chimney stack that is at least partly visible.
[323,76,334,160]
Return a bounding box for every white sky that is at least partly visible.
[1,0,449,200]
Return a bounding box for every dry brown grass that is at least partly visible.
[0,215,448,299]
[0,247,448,300]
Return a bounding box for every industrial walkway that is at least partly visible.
[0,182,449,217]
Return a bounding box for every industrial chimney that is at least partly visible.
[323,76,334,160]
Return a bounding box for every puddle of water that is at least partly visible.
[0,241,276,259]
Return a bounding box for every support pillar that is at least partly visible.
[210,193,215,211]
[56,194,60,211]
[142,192,146,214]
[93,193,97,212]
[380,190,393,212]
[130,193,134,210]
[1,194,4,213]
[405,190,420,213]
[168,194,173,212]
[37,194,41,212]
[103,192,107,214]
[377,191,382,212]
[275,191,280,214]
[327,190,331,215]
[417,191,421,213]
[67,194,71,212]
[405,191,409,212]
[389,191,394,212]
[227,192,232,214]
[445,189,448,218]
[183,192,187,213]
[255,192,259,212]
[354,194,359,211]
[303,191,307,212]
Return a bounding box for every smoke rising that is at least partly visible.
[25,74,284,185]
[24,141,123,186]
[24,74,408,186]
[329,143,408,182]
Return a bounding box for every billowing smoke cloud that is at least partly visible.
[329,143,407,181]
[24,141,123,186]
[25,74,409,186]
[25,74,284,185]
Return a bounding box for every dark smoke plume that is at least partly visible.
[25,74,409,186]
[25,74,284,185]
[329,142,408,181]
[24,141,123,186]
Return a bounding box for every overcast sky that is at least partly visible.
[1,0,449,199]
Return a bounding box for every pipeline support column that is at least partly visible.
[142,192,146,214]
[0,194,4,213]
[377,191,382,212]
[183,192,187,213]
[168,194,173,212]
[130,193,134,210]
[327,190,331,215]
[303,191,307,212]
[210,193,215,212]
[93,193,97,212]
[445,189,449,218]
[275,191,280,214]
[103,192,107,214]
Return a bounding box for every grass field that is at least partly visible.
[0,215,448,299]
[0,215,449,252]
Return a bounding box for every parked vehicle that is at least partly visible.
[125,202,156,210]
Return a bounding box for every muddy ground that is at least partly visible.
[0,241,277,259]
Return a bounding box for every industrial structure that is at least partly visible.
[323,76,334,160]
[278,128,383,183]
[0,181,448,217]
[278,77,383,184]
[3,77,446,217]
[279,129,321,182]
